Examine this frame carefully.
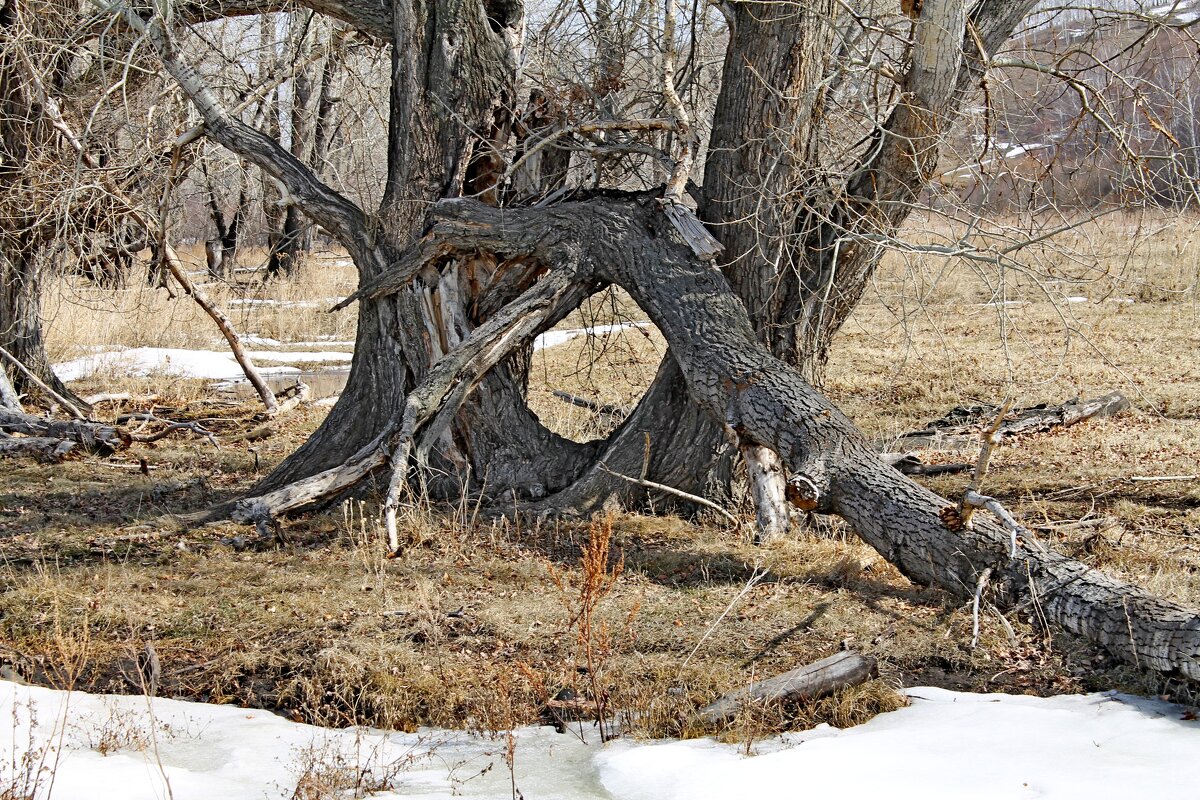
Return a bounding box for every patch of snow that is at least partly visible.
[1004,142,1052,158]
[54,347,350,382]
[1066,296,1090,303]
[3,681,1197,800]
[534,322,652,351]
[597,687,1199,800]
[239,335,284,347]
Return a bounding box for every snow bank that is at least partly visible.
[2,681,1195,800]
[54,347,352,382]
[598,687,1197,800]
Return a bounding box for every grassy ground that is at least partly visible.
[2,214,1199,741]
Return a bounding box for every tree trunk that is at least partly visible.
[0,0,81,406]
[0,246,79,405]
[339,192,1200,681]
[113,0,1200,684]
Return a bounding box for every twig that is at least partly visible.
[971,567,993,649]
[598,464,739,525]
[962,489,1036,557]
[1128,474,1199,483]
[681,563,769,669]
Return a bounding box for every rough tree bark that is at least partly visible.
[0,0,82,405]
[103,0,1200,683]
[340,193,1200,681]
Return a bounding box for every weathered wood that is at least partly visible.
[0,345,86,418]
[699,651,877,725]
[0,433,76,462]
[0,408,128,454]
[0,365,20,411]
[880,452,972,476]
[744,444,790,543]
[551,390,629,418]
[888,393,1130,451]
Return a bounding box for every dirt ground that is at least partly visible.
[2,215,1199,739]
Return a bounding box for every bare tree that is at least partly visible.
[90,0,1200,681]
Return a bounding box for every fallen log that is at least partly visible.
[886,393,1130,451]
[0,408,128,455]
[880,452,972,477]
[698,651,878,725]
[551,390,630,418]
[0,433,77,462]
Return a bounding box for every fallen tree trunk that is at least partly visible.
[0,432,76,461]
[887,394,1131,452]
[0,407,128,454]
[335,193,1200,682]
[699,651,877,725]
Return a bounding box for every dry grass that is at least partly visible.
[3,212,1200,745]
[41,246,358,365]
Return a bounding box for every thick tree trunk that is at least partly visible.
[342,193,1200,681]
[248,0,593,500]
[0,247,79,405]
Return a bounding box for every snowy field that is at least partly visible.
[2,680,1194,799]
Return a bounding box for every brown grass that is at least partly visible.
[3,212,1200,745]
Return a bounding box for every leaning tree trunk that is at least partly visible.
[327,193,1200,681]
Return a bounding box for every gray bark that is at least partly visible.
[699,651,877,725]
[346,193,1200,681]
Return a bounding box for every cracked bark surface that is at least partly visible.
[338,192,1200,681]
[113,0,1200,683]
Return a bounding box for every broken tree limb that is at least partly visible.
[551,390,629,418]
[0,433,77,462]
[0,408,128,455]
[887,393,1130,451]
[262,382,311,418]
[698,651,877,725]
[880,452,972,476]
[161,224,279,415]
[0,366,21,412]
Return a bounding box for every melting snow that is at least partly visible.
[534,322,652,351]
[54,347,352,382]
[2,681,1195,800]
